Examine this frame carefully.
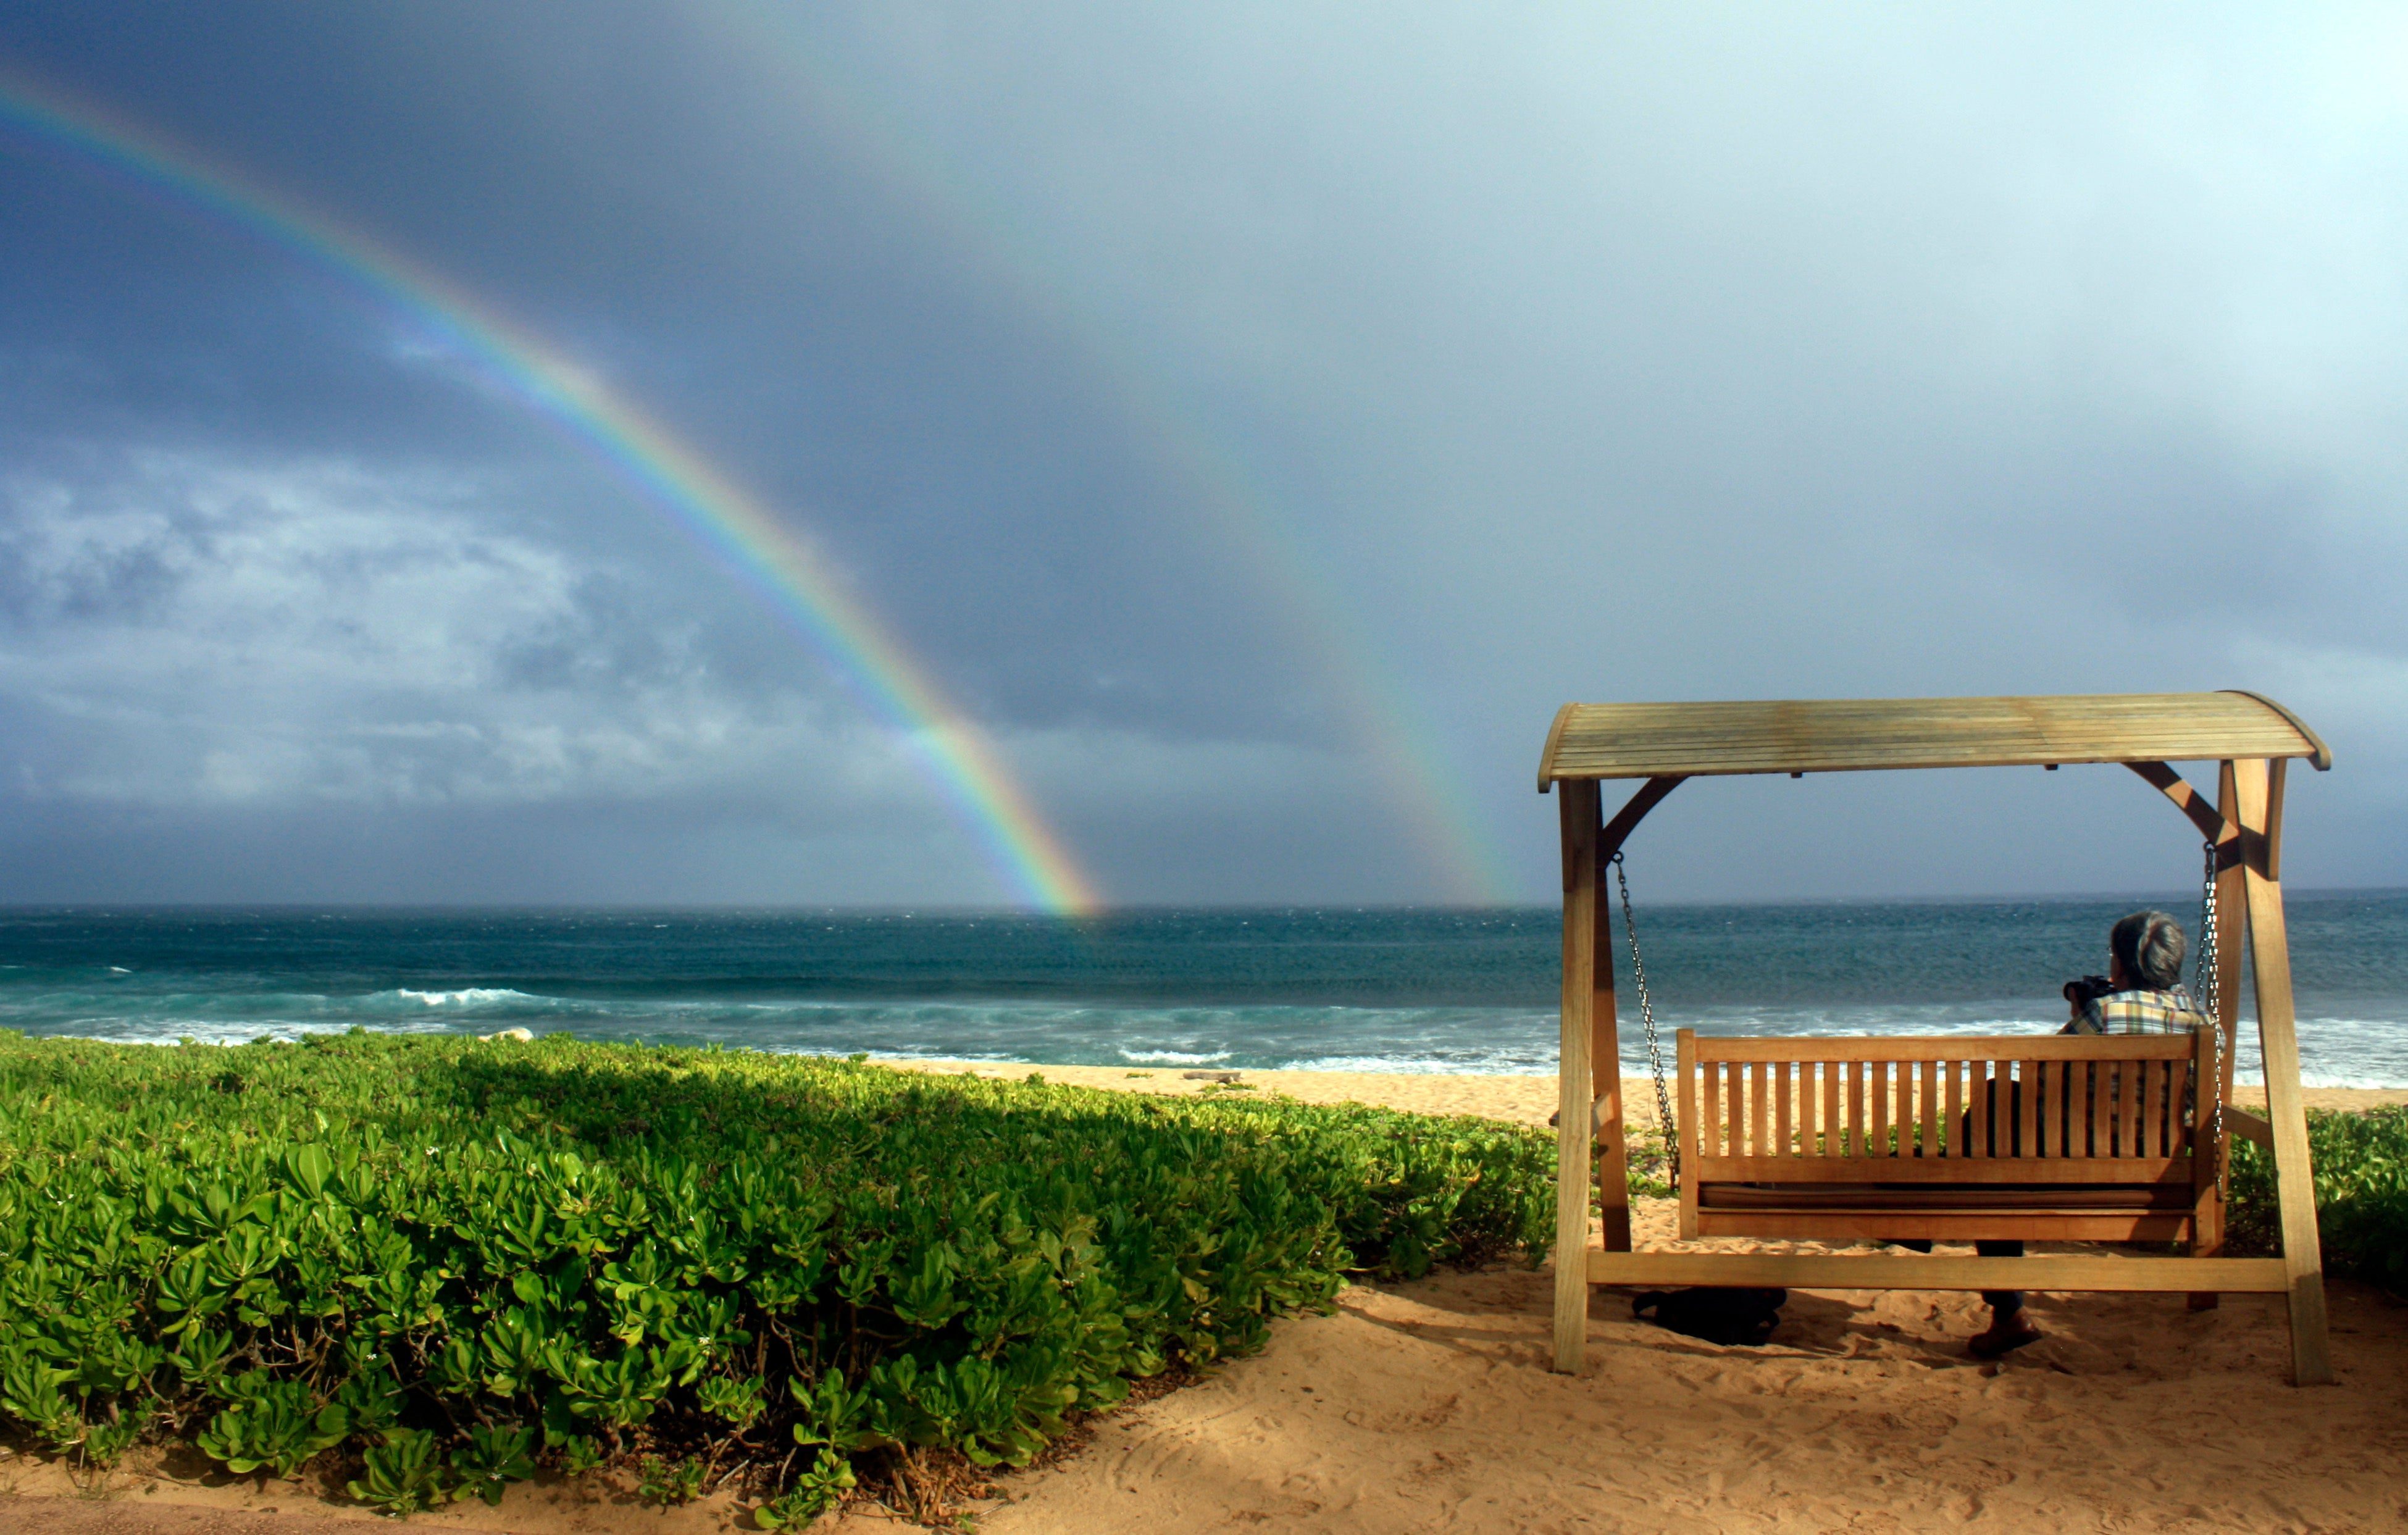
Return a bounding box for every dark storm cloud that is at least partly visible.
[1,0,1331,735]
[0,2,2401,903]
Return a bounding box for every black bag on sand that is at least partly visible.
[1631,1287,1787,1346]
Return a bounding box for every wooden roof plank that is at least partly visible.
[1536,692,2325,787]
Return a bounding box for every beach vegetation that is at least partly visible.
[637,1451,708,1506]
[1622,1118,1673,1198]
[2230,1106,2408,1294]
[0,1030,1550,1521]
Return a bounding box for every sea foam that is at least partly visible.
[391,987,541,1009]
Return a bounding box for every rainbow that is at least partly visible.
[0,69,1102,914]
[704,7,1515,902]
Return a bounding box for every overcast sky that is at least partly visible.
[0,2,2401,906]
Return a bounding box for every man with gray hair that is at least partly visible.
[1905,910,2214,1359]
[2063,910,2213,1035]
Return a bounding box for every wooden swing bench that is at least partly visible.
[1536,692,2335,1382]
[1676,1031,2217,1244]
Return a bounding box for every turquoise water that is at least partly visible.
[2,894,2403,1085]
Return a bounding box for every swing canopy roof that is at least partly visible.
[1537,690,2328,790]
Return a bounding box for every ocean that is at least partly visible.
[3,894,2404,1087]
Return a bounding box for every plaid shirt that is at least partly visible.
[2069,985,2211,1035]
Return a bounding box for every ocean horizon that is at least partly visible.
[4,890,2404,1087]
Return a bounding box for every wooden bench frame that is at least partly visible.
[1535,693,2334,1384]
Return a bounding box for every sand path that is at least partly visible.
[893,1186,2408,1534]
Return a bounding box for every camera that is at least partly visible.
[2062,974,2117,1008]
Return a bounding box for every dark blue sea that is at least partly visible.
[2,894,2404,1086]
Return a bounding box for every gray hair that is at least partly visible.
[2111,910,2188,990]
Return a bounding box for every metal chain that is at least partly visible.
[2197,836,2225,1197]
[1612,851,1678,1182]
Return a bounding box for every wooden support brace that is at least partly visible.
[1553,780,1601,1374]
[2233,758,2335,1385]
[2224,1109,2274,1149]
[1551,774,1683,1370]
[1600,774,1684,860]
[1592,851,1630,1255]
[2126,760,2234,844]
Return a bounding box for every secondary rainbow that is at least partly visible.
[705,7,1515,901]
[0,69,1101,914]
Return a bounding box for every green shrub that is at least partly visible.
[346,1426,450,1513]
[2228,1105,2408,1292]
[195,1373,348,1477]
[0,1032,1552,1516]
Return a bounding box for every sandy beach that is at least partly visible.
[10,1064,2405,1535]
[937,1232,2408,1534]
[876,1058,2408,1127]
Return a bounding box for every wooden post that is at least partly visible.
[1588,774,1681,1258]
[2232,758,2333,1385]
[1553,780,1601,1374]
[1675,1029,1699,1237]
[2214,759,2246,1097]
[1593,839,1632,1253]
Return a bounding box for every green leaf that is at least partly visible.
[283,1144,333,1200]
